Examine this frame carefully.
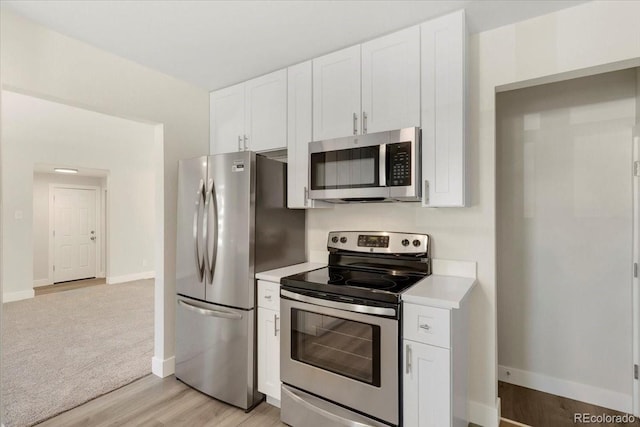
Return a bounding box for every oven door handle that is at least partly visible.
[281,289,396,317]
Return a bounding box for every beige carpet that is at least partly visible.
[1,279,154,427]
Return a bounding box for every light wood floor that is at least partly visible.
[36,374,285,427]
[34,277,106,296]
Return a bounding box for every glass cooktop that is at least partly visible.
[281,266,425,304]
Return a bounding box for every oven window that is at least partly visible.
[310,146,379,190]
[291,308,381,386]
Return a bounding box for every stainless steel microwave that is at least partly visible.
[308,127,421,203]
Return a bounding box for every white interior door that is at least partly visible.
[54,187,97,283]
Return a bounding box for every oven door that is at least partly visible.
[280,289,399,426]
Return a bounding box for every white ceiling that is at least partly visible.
[2,0,587,91]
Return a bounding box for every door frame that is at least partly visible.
[633,127,639,416]
[48,184,102,284]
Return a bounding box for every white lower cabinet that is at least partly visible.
[402,302,468,427]
[403,340,450,427]
[257,280,281,404]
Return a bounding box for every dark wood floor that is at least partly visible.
[36,374,284,426]
[499,381,639,426]
[35,277,107,296]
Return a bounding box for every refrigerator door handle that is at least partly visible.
[204,178,219,284]
[193,179,206,282]
[178,300,242,320]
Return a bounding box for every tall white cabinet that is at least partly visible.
[421,10,467,207]
[287,61,331,209]
[210,69,287,154]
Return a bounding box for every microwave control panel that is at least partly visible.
[387,141,412,186]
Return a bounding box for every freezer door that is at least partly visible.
[176,156,208,300]
[175,296,261,409]
[205,151,256,309]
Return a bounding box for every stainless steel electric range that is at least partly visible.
[279,231,431,427]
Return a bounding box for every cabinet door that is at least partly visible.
[258,307,281,401]
[313,45,361,140]
[361,25,420,134]
[210,83,245,154]
[421,10,467,207]
[403,341,450,427]
[287,61,331,209]
[245,69,287,152]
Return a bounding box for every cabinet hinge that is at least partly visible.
[635,364,638,380]
[634,161,640,177]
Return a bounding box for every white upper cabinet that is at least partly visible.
[245,69,287,152]
[361,25,421,134]
[313,45,361,140]
[210,69,287,154]
[421,10,467,207]
[210,82,244,154]
[287,61,331,209]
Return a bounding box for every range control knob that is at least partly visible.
[413,239,421,247]
[340,237,348,244]
[401,239,410,247]
[331,236,339,244]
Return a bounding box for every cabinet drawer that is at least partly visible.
[257,280,280,310]
[403,303,450,348]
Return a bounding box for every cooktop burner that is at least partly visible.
[281,267,424,303]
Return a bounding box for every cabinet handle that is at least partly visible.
[419,324,431,330]
[406,344,412,374]
[353,113,358,135]
[238,135,242,151]
[274,313,279,336]
[243,135,248,151]
[304,186,309,206]
[363,111,368,134]
[264,295,272,300]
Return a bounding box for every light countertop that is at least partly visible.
[402,274,476,310]
[256,262,326,283]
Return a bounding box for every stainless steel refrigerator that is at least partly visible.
[175,151,305,410]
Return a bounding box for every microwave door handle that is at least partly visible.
[379,145,386,187]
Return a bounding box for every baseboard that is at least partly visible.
[33,278,51,287]
[468,398,501,427]
[151,356,175,378]
[107,270,155,284]
[3,289,35,303]
[266,396,281,408]
[498,365,632,413]
[431,259,477,279]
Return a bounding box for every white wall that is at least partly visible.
[32,172,106,284]
[497,69,636,412]
[0,8,209,383]
[2,92,157,299]
[308,1,640,424]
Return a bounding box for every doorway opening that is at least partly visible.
[496,68,639,426]
[33,165,109,290]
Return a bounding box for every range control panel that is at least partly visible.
[328,231,429,255]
